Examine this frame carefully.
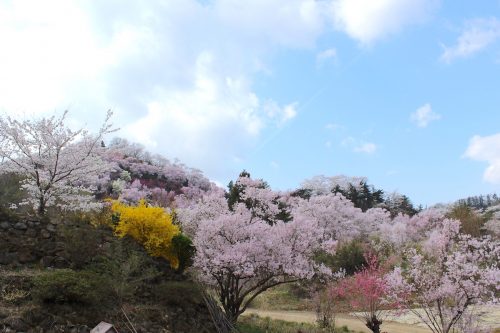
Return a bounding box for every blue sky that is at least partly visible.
[1,0,499,206]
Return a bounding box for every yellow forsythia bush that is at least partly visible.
[111,200,180,269]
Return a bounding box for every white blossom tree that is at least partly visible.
[0,110,115,214]
[385,218,500,333]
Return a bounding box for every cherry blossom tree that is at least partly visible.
[103,138,212,207]
[175,187,228,237]
[0,110,115,214]
[334,253,390,333]
[385,221,500,333]
[186,176,336,324]
[377,208,457,250]
[293,193,365,241]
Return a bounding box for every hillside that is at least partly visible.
[0,210,216,333]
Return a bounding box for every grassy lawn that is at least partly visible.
[247,284,311,311]
[237,314,358,333]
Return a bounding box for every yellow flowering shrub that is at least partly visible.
[111,200,180,269]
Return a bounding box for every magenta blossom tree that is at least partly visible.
[334,253,391,333]
[385,219,500,333]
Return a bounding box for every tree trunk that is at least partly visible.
[223,299,241,325]
[226,311,239,325]
[38,197,46,215]
[366,315,382,333]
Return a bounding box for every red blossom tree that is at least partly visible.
[334,253,390,333]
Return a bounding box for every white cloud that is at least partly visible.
[270,161,280,169]
[410,103,441,128]
[463,133,500,184]
[325,123,341,131]
[354,142,377,154]
[316,48,337,64]
[121,51,296,176]
[0,0,327,180]
[441,18,500,63]
[214,0,326,48]
[329,0,438,45]
[264,101,298,125]
[342,137,377,154]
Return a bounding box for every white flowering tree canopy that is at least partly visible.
[0,110,115,214]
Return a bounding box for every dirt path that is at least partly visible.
[245,309,431,333]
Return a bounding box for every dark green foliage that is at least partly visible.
[89,239,161,303]
[297,178,419,217]
[226,170,291,224]
[332,241,367,275]
[331,182,385,212]
[60,212,163,302]
[153,280,204,307]
[316,240,367,276]
[171,233,196,273]
[291,188,313,200]
[226,170,253,211]
[383,194,419,218]
[457,193,500,211]
[60,217,109,269]
[32,269,113,306]
[0,172,26,213]
[0,205,19,223]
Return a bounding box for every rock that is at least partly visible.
[40,256,55,267]
[25,228,37,237]
[53,256,68,268]
[13,222,27,230]
[40,229,51,238]
[0,222,9,229]
[5,317,29,332]
[46,224,56,232]
[79,325,91,333]
[0,307,8,320]
[40,241,56,253]
[18,251,36,263]
[0,252,17,265]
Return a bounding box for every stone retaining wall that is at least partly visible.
[0,217,71,268]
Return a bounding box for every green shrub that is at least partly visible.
[0,205,19,223]
[89,239,161,302]
[316,240,367,276]
[447,204,488,237]
[153,280,203,307]
[0,173,25,211]
[60,220,110,269]
[171,233,196,273]
[32,269,112,306]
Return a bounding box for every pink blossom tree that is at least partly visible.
[293,193,365,241]
[385,222,500,333]
[103,138,212,207]
[175,187,228,237]
[0,110,115,214]
[187,176,336,324]
[377,208,459,250]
